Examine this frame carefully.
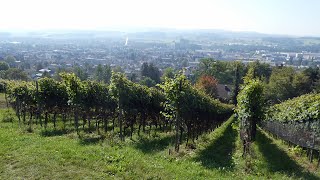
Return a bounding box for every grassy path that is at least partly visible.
[0,114,319,179]
[254,129,320,179]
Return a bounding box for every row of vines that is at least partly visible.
[262,93,320,164]
[236,79,319,165]
[236,79,264,156]
[0,72,233,151]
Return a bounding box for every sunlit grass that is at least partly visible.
[0,113,319,179]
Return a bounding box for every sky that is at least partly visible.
[0,0,319,36]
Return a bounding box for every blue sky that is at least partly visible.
[0,0,319,36]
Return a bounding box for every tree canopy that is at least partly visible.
[141,62,161,83]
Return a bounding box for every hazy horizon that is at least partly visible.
[1,0,320,37]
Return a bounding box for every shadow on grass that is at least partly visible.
[78,134,106,146]
[134,134,175,154]
[79,135,104,145]
[194,123,237,170]
[40,129,73,137]
[256,130,318,180]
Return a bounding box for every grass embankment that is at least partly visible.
[0,110,319,179]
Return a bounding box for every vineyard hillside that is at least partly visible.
[0,107,319,179]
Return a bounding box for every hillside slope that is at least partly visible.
[0,113,319,179]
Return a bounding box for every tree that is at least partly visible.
[292,72,311,95]
[181,59,188,67]
[141,62,149,77]
[95,64,104,82]
[141,62,161,83]
[74,66,88,81]
[0,61,9,71]
[196,58,238,84]
[232,62,241,105]
[113,66,124,73]
[84,62,93,74]
[244,61,272,83]
[161,67,175,81]
[36,62,44,71]
[303,67,320,92]
[104,64,112,83]
[313,79,320,93]
[94,64,112,83]
[129,73,137,82]
[195,75,218,98]
[298,57,303,66]
[4,56,17,68]
[288,56,293,65]
[1,68,28,81]
[21,62,31,70]
[266,67,295,104]
[140,77,156,87]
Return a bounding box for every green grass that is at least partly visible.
[253,131,319,179]
[0,93,8,109]
[0,112,319,179]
